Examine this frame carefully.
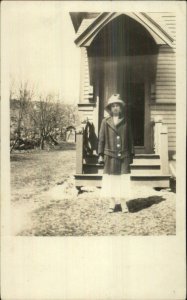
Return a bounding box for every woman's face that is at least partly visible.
[110,103,122,116]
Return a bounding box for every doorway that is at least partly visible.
[97,58,152,153]
[89,14,158,153]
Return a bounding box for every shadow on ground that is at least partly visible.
[127,196,166,213]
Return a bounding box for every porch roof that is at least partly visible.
[69,12,175,48]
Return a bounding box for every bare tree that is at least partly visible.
[10,80,35,152]
[10,79,79,151]
[30,94,60,149]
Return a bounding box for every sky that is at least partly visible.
[2,1,182,104]
[3,1,81,103]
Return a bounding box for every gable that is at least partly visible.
[71,12,175,48]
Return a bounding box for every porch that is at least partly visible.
[75,117,171,190]
[70,13,175,189]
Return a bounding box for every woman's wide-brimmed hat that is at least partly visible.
[105,94,125,112]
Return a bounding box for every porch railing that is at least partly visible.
[152,116,169,174]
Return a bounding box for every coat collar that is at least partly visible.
[106,116,125,132]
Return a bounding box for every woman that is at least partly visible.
[98,94,134,213]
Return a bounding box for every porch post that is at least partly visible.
[153,116,163,154]
[76,127,84,174]
[160,125,169,174]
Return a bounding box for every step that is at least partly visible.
[85,154,159,159]
[74,173,170,188]
[130,174,170,188]
[84,162,161,168]
[130,174,170,180]
[130,165,161,175]
[132,159,161,165]
[83,163,104,174]
[84,154,159,163]
[74,174,102,187]
[134,154,160,159]
[83,163,161,175]
[133,154,160,165]
[83,163,103,167]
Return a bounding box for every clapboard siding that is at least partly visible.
[155,43,176,104]
[156,86,175,96]
[156,97,176,102]
[151,111,175,115]
[155,85,175,89]
[156,69,175,73]
[80,47,92,104]
[156,82,175,86]
[168,132,176,137]
[147,12,176,44]
[151,115,175,120]
[151,104,176,151]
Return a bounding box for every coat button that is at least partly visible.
[117,144,120,148]
[118,153,121,157]
[117,136,120,139]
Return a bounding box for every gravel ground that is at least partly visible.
[11,145,176,236]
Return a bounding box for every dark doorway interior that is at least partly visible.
[126,83,145,146]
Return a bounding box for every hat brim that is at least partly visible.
[105,100,125,112]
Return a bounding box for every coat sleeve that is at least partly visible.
[98,119,106,156]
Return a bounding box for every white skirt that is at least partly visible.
[100,174,132,199]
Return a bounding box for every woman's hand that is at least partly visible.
[98,155,104,164]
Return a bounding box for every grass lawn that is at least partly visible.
[11,142,76,203]
[11,143,176,236]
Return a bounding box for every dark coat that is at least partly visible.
[98,117,134,174]
[83,121,98,155]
